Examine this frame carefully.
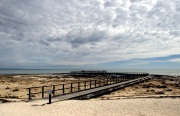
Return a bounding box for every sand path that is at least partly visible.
[0,98,180,116]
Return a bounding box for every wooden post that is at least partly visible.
[42,86,44,98]
[62,84,65,94]
[78,82,80,91]
[84,81,86,90]
[90,80,92,89]
[107,78,108,85]
[53,85,55,96]
[95,80,96,88]
[70,83,73,92]
[28,88,31,100]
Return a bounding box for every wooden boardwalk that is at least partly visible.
[30,76,151,104]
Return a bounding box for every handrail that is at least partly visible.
[27,74,149,100]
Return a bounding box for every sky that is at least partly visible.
[0,0,180,69]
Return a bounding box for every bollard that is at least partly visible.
[49,94,52,104]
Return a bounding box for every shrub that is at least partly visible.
[12,89,19,92]
[5,86,10,89]
[2,99,9,103]
[166,89,172,91]
[155,91,164,94]
[157,85,167,88]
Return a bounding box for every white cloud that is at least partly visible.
[169,58,180,63]
[0,0,180,67]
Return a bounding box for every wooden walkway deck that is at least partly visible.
[30,76,151,105]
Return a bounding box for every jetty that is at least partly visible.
[27,71,151,103]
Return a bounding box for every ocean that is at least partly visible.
[0,69,179,76]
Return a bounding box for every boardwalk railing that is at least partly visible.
[27,76,135,100]
[70,71,148,77]
[27,73,149,100]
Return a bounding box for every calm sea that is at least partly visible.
[0,69,179,76]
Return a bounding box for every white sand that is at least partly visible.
[0,98,180,116]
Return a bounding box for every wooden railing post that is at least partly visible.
[78,82,80,91]
[95,80,96,88]
[90,80,92,89]
[62,84,65,94]
[70,83,73,92]
[84,81,86,90]
[99,80,101,87]
[28,88,31,100]
[42,86,44,98]
[53,85,55,96]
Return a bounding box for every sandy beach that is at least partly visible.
[0,98,180,116]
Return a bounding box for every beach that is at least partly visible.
[0,74,180,116]
[0,98,180,116]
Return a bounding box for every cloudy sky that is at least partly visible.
[0,0,180,69]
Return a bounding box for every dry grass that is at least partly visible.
[92,78,180,100]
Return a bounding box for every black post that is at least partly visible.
[48,94,51,104]
[28,88,31,100]
[42,86,44,98]
[70,83,73,92]
[62,84,65,94]
[107,78,108,85]
[53,85,55,96]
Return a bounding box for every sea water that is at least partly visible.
[0,69,179,76]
